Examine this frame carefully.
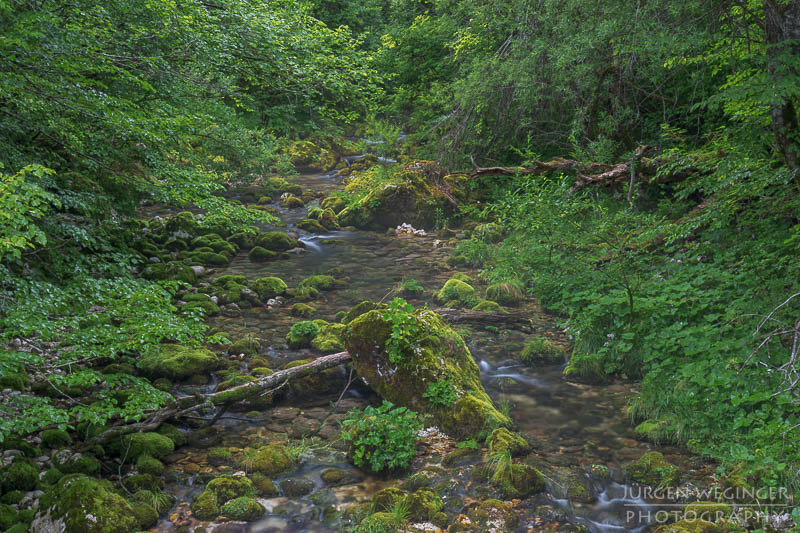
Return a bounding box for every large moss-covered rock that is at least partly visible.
[624,451,679,487]
[220,496,265,521]
[298,275,340,291]
[248,246,278,262]
[228,335,260,356]
[142,262,197,284]
[41,429,72,448]
[286,320,321,349]
[1,457,39,492]
[337,162,458,230]
[434,279,478,308]
[206,474,255,503]
[491,462,546,499]
[308,207,340,230]
[344,308,510,439]
[654,519,720,533]
[254,232,297,251]
[297,218,327,233]
[310,322,346,352]
[138,345,219,380]
[244,445,293,477]
[289,140,338,171]
[31,474,139,533]
[251,276,288,299]
[190,490,219,521]
[117,432,174,461]
[487,428,530,457]
[341,301,386,324]
[320,195,347,214]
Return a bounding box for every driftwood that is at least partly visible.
[433,307,535,332]
[87,351,352,446]
[459,146,695,193]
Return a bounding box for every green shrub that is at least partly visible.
[341,400,422,473]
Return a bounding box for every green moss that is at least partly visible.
[341,301,386,324]
[520,337,565,366]
[491,462,546,499]
[245,445,293,477]
[465,499,518,530]
[654,519,720,533]
[118,432,175,461]
[405,488,443,521]
[298,275,339,291]
[279,477,314,496]
[102,362,136,375]
[191,491,219,521]
[434,279,477,308]
[207,447,233,466]
[286,320,321,348]
[372,487,409,512]
[228,334,260,356]
[634,417,681,444]
[309,207,340,230]
[320,467,359,486]
[138,345,219,381]
[485,282,524,306]
[486,428,530,457]
[57,453,101,475]
[282,195,305,208]
[42,467,65,485]
[251,276,288,299]
[136,454,165,476]
[290,303,316,317]
[166,211,198,233]
[142,261,198,284]
[254,232,298,252]
[248,472,278,496]
[344,308,510,440]
[683,502,733,521]
[623,451,679,487]
[131,503,158,529]
[156,423,186,447]
[1,490,23,505]
[190,251,230,266]
[250,367,273,376]
[321,195,347,213]
[220,496,265,521]
[285,286,319,301]
[0,372,29,391]
[356,512,403,533]
[122,474,164,493]
[229,232,256,250]
[472,300,507,313]
[311,322,346,352]
[206,474,255,504]
[248,246,277,262]
[41,429,72,448]
[1,457,39,492]
[297,218,327,232]
[50,474,140,533]
[0,504,18,530]
[6,523,27,533]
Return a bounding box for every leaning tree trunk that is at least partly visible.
[765,0,800,173]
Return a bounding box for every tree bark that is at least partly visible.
[764,0,800,172]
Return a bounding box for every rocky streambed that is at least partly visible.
[3,153,732,533]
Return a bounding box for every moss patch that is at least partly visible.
[138,345,219,381]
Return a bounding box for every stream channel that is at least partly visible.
[150,161,714,533]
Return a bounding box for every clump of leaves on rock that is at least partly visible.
[341,401,422,473]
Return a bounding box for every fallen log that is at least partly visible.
[433,307,535,332]
[87,351,352,446]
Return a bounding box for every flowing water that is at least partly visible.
[151,164,715,533]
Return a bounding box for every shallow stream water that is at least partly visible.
[152,166,713,533]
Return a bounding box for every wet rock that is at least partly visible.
[279,477,314,497]
[321,467,362,486]
[248,246,277,262]
[254,232,298,251]
[220,496,264,521]
[137,345,219,381]
[344,308,510,440]
[434,278,478,308]
[251,276,288,299]
[623,451,678,487]
[244,445,293,477]
[228,335,260,356]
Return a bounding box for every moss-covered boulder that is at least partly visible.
[405,487,443,522]
[310,322,346,352]
[487,428,530,457]
[244,445,293,477]
[190,490,219,521]
[248,246,277,262]
[320,195,347,214]
[41,429,72,449]
[463,499,519,531]
[251,276,288,299]
[138,345,219,381]
[142,262,197,285]
[298,275,340,291]
[286,320,321,348]
[228,334,260,356]
[624,451,679,487]
[206,474,255,503]
[472,300,507,313]
[0,371,29,391]
[297,218,327,233]
[156,423,186,447]
[289,140,338,171]
[254,232,297,251]
[337,162,458,230]
[290,303,316,317]
[32,474,139,533]
[1,457,39,492]
[344,308,510,439]
[136,454,164,476]
[654,519,720,533]
[491,462,546,499]
[520,337,565,366]
[282,195,305,208]
[220,496,265,521]
[117,432,174,461]
[434,278,478,308]
[229,231,256,250]
[341,301,386,324]
[308,207,340,230]
[248,472,278,496]
[190,251,230,266]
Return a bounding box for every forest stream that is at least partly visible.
[145,160,715,533]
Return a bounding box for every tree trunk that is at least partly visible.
[764,0,800,172]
